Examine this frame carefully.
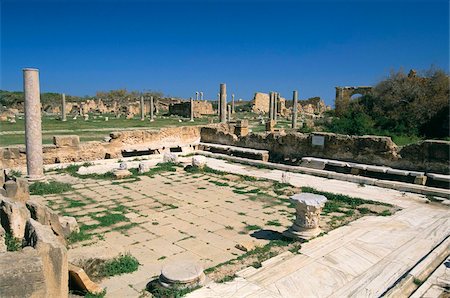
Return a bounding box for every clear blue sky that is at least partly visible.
[1,0,448,105]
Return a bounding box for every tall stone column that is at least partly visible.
[231,94,235,114]
[190,97,194,122]
[219,83,227,123]
[217,93,220,116]
[200,92,204,101]
[227,105,231,122]
[140,96,145,121]
[196,92,199,101]
[274,93,278,122]
[292,90,298,129]
[23,68,45,182]
[150,96,154,122]
[61,93,66,121]
[269,92,274,120]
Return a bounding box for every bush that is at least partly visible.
[101,253,139,277]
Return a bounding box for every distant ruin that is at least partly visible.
[334,86,373,115]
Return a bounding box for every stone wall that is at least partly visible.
[0,126,202,168]
[169,101,214,118]
[199,126,450,174]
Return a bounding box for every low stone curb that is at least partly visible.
[196,151,450,199]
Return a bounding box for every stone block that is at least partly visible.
[113,169,132,179]
[0,247,47,297]
[0,197,30,239]
[53,135,80,148]
[265,120,276,132]
[138,162,150,174]
[59,216,79,237]
[26,198,66,245]
[192,156,207,169]
[163,152,178,163]
[414,175,427,185]
[24,219,68,298]
[4,178,29,202]
[2,147,20,160]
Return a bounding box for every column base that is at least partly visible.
[26,175,46,183]
[283,225,322,240]
[149,119,155,122]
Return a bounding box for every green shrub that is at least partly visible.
[101,253,139,277]
[5,232,22,251]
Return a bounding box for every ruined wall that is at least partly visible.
[0,126,202,168]
[169,101,214,118]
[200,127,450,174]
[251,92,270,113]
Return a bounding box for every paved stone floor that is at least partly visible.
[186,157,450,298]
[36,156,449,297]
[40,159,296,296]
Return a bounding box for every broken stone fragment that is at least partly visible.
[59,216,80,237]
[163,152,178,163]
[53,135,80,148]
[138,162,149,174]
[68,263,104,295]
[4,178,29,202]
[26,198,66,245]
[113,169,132,179]
[192,156,206,169]
[0,196,30,239]
[235,241,259,252]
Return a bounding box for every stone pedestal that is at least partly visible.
[284,193,327,240]
[235,119,249,137]
[219,83,227,123]
[292,90,298,129]
[159,261,205,290]
[23,68,45,182]
[266,119,276,132]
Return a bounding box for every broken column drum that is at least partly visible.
[219,83,227,123]
[23,68,45,182]
[284,193,327,240]
[292,90,298,129]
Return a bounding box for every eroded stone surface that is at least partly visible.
[160,260,205,289]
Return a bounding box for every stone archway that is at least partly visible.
[334,86,372,115]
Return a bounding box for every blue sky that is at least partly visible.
[1,0,448,105]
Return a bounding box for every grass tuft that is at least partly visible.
[29,181,73,195]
